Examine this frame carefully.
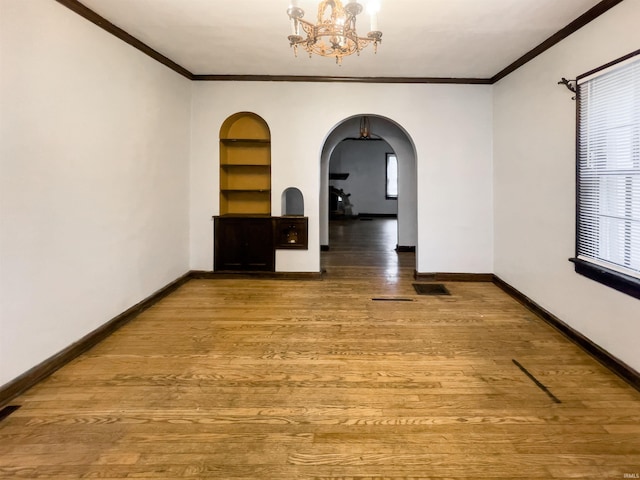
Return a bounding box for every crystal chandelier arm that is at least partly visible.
[297,19,316,38]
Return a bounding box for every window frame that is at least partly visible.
[571,49,640,300]
[385,152,398,200]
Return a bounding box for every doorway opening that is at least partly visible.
[319,115,417,272]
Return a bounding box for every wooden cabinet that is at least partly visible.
[219,114,271,215]
[214,216,274,271]
[214,216,308,272]
[275,217,308,249]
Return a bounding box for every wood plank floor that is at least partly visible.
[1,218,639,479]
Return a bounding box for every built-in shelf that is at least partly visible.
[220,138,270,144]
[219,112,271,215]
[221,164,271,168]
[221,189,270,193]
[216,213,271,218]
[330,173,350,180]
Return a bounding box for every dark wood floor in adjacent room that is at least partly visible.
[1,218,639,479]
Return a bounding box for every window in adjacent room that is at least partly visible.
[386,153,398,199]
[571,50,640,300]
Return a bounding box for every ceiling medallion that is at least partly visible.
[287,0,382,65]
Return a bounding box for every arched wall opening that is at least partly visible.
[320,115,418,265]
[281,187,304,216]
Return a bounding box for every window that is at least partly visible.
[572,51,640,299]
[386,153,398,199]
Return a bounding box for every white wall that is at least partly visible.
[0,1,191,386]
[329,139,398,216]
[190,82,493,274]
[493,1,640,371]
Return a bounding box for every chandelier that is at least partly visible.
[287,0,382,65]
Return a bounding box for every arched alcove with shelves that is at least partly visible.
[215,112,274,271]
[219,112,271,215]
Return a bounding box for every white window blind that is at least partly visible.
[577,55,640,279]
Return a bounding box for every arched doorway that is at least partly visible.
[319,115,418,269]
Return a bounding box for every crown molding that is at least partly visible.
[491,0,625,83]
[55,0,625,85]
[192,74,492,84]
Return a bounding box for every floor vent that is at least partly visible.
[0,405,21,422]
[413,283,451,296]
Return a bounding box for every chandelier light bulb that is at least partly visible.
[370,12,378,31]
[366,0,381,14]
[367,0,380,32]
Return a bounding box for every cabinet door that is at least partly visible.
[214,218,245,270]
[244,218,274,270]
[214,217,274,272]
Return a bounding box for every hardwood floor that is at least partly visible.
[1,218,639,479]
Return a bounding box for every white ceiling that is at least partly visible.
[77,0,604,78]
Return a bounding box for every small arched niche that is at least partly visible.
[282,187,304,216]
